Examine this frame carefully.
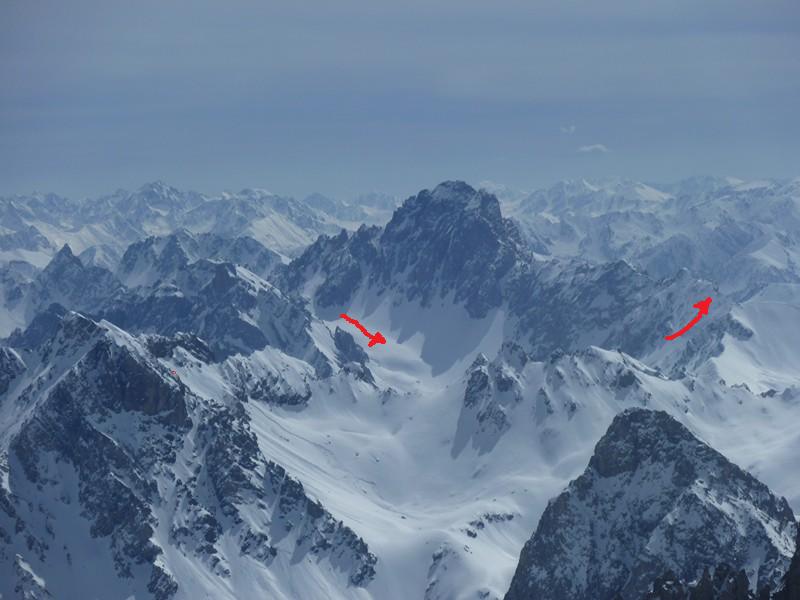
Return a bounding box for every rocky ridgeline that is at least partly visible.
[0,312,376,598]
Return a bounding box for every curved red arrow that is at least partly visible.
[664,297,712,341]
[340,313,386,348]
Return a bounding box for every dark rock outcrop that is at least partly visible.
[505,409,796,600]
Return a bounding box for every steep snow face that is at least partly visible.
[711,284,800,394]
[504,409,797,600]
[234,334,800,600]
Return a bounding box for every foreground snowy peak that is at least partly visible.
[0,312,376,600]
[505,408,796,600]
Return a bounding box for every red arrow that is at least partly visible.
[664,297,712,341]
[340,313,387,348]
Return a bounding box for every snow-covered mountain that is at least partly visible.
[0,182,398,272]
[504,408,796,600]
[1,177,799,600]
[1,311,374,599]
[116,230,283,287]
[282,181,739,377]
[499,177,800,301]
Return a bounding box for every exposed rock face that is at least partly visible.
[0,346,24,395]
[145,332,216,364]
[641,564,765,600]
[5,303,67,349]
[334,326,368,365]
[333,326,375,384]
[116,230,282,287]
[6,315,188,598]
[452,352,521,456]
[377,181,527,318]
[504,409,796,600]
[774,525,800,600]
[103,258,332,375]
[285,181,529,318]
[31,244,123,316]
[281,225,381,309]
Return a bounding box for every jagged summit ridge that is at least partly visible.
[286,180,530,317]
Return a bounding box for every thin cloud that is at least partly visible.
[577,144,610,154]
[560,124,576,134]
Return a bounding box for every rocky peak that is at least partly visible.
[504,408,797,600]
[381,181,513,250]
[41,244,81,276]
[379,182,528,316]
[32,245,122,318]
[285,181,531,317]
[587,408,703,478]
[118,231,281,289]
[131,181,200,213]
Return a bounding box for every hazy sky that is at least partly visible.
[1,1,799,200]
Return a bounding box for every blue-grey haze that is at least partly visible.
[1,0,798,201]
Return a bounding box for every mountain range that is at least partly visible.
[1,176,799,599]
